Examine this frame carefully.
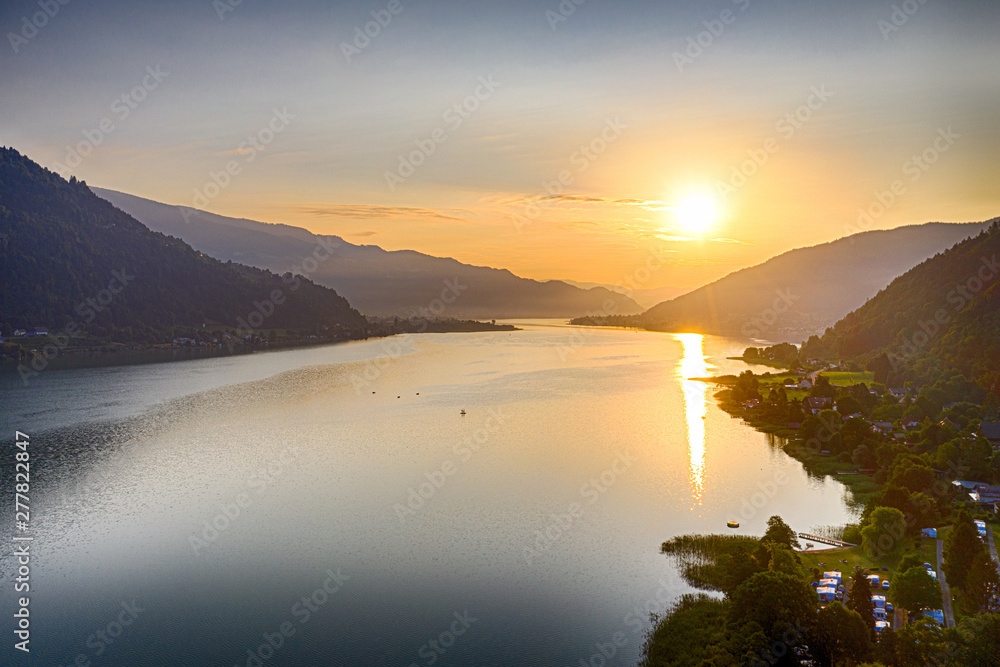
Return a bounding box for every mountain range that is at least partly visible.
[4,145,993,358]
[639,222,990,340]
[0,148,366,342]
[802,219,1000,389]
[91,188,643,319]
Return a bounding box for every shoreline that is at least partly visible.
[1,321,518,378]
[696,370,882,509]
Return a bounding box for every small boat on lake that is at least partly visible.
[460,410,466,415]
[727,520,739,528]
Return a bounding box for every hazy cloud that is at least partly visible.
[300,205,464,222]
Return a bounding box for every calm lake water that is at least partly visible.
[0,321,856,666]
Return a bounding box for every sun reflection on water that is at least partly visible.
[675,333,708,505]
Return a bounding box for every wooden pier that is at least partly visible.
[798,533,857,549]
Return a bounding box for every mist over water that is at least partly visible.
[1,322,856,665]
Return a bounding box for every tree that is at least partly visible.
[861,507,907,557]
[718,544,766,594]
[728,571,816,658]
[890,566,942,613]
[898,553,922,572]
[768,545,801,577]
[852,444,875,468]
[818,409,843,434]
[763,515,800,550]
[638,594,732,667]
[897,619,955,667]
[842,417,873,452]
[964,549,1000,614]
[843,524,863,545]
[943,510,982,591]
[864,485,912,522]
[733,370,762,403]
[810,375,837,398]
[869,353,893,385]
[957,613,1000,667]
[873,625,901,667]
[905,491,941,530]
[888,458,935,494]
[847,569,876,637]
[810,602,873,666]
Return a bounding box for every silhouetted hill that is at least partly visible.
[802,219,1000,388]
[0,148,366,342]
[640,222,989,339]
[91,188,643,319]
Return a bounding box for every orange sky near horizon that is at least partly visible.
[4,1,998,291]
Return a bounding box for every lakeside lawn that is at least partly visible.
[704,370,874,391]
[701,372,809,401]
[703,369,875,404]
[798,528,943,593]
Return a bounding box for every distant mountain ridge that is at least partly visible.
[91,188,644,319]
[802,219,1000,388]
[0,148,366,342]
[640,222,990,340]
[559,280,689,309]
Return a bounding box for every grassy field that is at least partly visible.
[705,372,810,401]
[798,529,942,592]
[822,371,875,386]
[799,545,885,580]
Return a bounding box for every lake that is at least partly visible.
[0,321,856,666]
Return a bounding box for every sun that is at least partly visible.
[674,193,720,236]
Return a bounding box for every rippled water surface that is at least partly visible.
[0,322,856,665]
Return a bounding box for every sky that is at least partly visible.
[2,0,998,291]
